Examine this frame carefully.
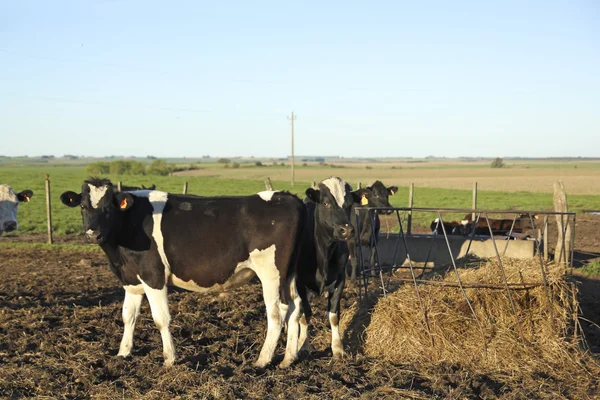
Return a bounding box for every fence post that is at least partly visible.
[472,182,478,220]
[45,174,53,245]
[553,181,571,265]
[407,182,414,235]
[264,177,273,191]
[117,181,122,192]
[358,182,362,189]
[182,182,188,194]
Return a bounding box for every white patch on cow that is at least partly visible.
[460,219,470,226]
[433,218,440,223]
[117,288,144,358]
[257,190,278,202]
[241,245,284,368]
[138,276,175,366]
[329,312,345,359]
[88,184,108,209]
[280,276,302,368]
[321,177,347,208]
[0,185,19,235]
[132,190,171,282]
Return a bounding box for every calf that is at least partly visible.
[296,177,356,361]
[462,213,538,236]
[347,181,398,281]
[430,218,469,235]
[0,185,33,237]
[61,178,305,368]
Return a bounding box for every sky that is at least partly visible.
[1,1,599,158]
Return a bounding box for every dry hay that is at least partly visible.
[365,257,600,396]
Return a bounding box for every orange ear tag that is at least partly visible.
[120,198,128,209]
[361,195,368,206]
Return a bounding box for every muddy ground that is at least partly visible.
[1,215,599,399]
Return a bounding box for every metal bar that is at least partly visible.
[472,182,477,221]
[438,213,488,355]
[484,213,525,341]
[388,278,546,290]
[502,213,518,256]
[527,212,555,320]
[362,206,574,216]
[570,214,577,272]
[407,183,414,235]
[398,209,434,347]
[543,215,549,261]
[463,212,482,256]
[354,208,367,300]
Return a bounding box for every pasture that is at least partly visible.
[1,161,600,398]
[2,162,600,237]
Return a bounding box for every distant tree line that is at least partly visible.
[86,159,174,176]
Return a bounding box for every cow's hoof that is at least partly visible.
[163,356,175,367]
[332,349,346,360]
[278,358,295,369]
[253,359,269,369]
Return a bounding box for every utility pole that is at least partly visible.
[288,112,296,186]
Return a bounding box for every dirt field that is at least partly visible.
[1,217,599,399]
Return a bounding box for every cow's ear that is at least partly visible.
[17,190,33,203]
[388,186,398,196]
[60,191,82,207]
[352,189,370,205]
[115,193,134,211]
[305,188,320,203]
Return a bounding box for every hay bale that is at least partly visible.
[365,258,596,377]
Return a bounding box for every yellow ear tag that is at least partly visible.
[361,195,369,206]
[24,194,30,202]
[390,189,395,196]
[120,198,128,209]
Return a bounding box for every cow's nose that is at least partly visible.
[4,221,17,232]
[86,229,102,241]
[340,224,355,240]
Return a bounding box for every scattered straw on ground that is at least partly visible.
[365,257,600,397]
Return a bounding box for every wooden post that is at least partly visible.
[543,215,549,261]
[182,182,188,194]
[553,181,571,265]
[358,182,362,189]
[407,182,414,235]
[472,182,478,220]
[45,174,53,245]
[312,181,317,188]
[264,177,273,191]
[117,181,122,192]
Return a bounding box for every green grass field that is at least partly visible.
[1,164,599,236]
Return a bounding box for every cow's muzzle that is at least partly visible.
[337,224,355,240]
[3,221,17,232]
[85,229,103,242]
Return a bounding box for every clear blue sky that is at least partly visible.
[1,1,598,158]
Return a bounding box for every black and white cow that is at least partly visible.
[60,178,305,368]
[118,184,156,192]
[296,177,356,360]
[347,181,398,281]
[0,185,33,237]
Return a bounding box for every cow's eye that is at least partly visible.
[324,202,332,208]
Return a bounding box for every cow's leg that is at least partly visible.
[298,288,312,354]
[141,281,175,366]
[327,280,346,359]
[347,241,359,281]
[279,276,301,368]
[249,245,283,368]
[117,286,144,358]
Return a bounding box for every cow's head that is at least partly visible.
[60,178,134,244]
[0,185,33,237]
[353,181,398,215]
[305,177,356,240]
